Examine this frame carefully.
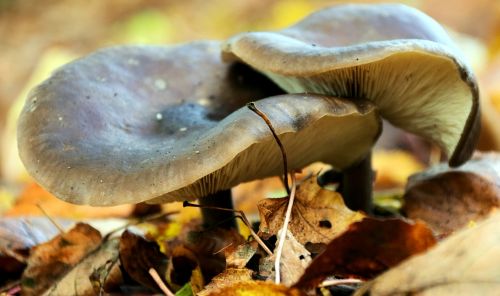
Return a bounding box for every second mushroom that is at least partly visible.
[223,3,480,211]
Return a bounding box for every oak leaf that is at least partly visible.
[258,177,364,245]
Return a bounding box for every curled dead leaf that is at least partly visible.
[0,217,73,282]
[258,177,364,245]
[183,227,245,281]
[404,152,500,235]
[356,212,500,296]
[166,244,201,290]
[21,223,102,296]
[119,228,168,293]
[294,217,436,289]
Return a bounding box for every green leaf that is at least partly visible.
[176,283,193,296]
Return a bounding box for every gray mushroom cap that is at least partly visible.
[223,3,480,166]
[18,41,381,206]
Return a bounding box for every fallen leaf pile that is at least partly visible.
[2,153,500,295]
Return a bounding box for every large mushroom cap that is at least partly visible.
[223,3,480,166]
[18,41,381,206]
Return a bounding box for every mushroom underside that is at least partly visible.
[224,36,478,166]
[264,51,475,164]
[222,3,479,166]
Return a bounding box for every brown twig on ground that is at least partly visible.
[274,172,297,284]
[148,268,175,296]
[183,201,273,256]
[213,242,234,255]
[247,102,290,195]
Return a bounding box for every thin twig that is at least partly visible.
[213,242,233,255]
[148,268,175,296]
[320,278,363,287]
[274,173,297,284]
[36,203,65,234]
[247,102,290,195]
[184,201,273,256]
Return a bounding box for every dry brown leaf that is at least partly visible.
[294,217,436,289]
[183,227,245,281]
[404,152,500,235]
[198,267,253,296]
[89,249,123,295]
[21,223,102,296]
[356,211,500,296]
[44,238,121,296]
[166,244,201,290]
[225,240,258,269]
[119,228,168,293]
[0,216,73,282]
[258,177,364,245]
[262,230,312,286]
[204,280,305,296]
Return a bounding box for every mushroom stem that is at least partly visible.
[199,189,237,229]
[341,152,373,213]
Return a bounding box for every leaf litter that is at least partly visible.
[356,211,500,296]
[4,103,500,295]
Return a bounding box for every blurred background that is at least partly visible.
[1,0,500,217]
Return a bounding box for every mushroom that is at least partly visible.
[222,3,480,211]
[18,41,381,227]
